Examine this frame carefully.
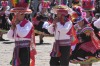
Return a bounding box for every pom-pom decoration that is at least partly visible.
[71,6,83,22]
[11,0,31,8]
[10,0,32,14]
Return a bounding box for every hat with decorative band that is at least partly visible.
[82,0,95,11]
[10,0,32,14]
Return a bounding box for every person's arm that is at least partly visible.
[94,18,100,28]
[7,22,16,39]
[42,21,50,29]
[47,24,55,34]
[16,22,33,38]
[6,17,11,25]
[7,29,14,39]
[47,17,57,34]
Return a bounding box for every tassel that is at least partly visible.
[30,56,35,66]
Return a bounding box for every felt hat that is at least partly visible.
[51,5,72,15]
[82,0,96,11]
[56,8,68,16]
[10,0,32,14]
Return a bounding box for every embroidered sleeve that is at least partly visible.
[16,22,33,38]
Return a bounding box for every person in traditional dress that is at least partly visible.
[81,0,95,23]
[81,0,100,41]
[33,14,51,44]
[48,5,73,66]
[35,14,45,44]
[34,0,51,44]
[0,0,10,41]
[7,0,36,66]
[70,17,100,66]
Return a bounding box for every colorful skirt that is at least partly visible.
[70,41,100,64]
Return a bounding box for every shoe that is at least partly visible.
[0,38,9,41]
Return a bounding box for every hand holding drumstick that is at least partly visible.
[10,15,18,30]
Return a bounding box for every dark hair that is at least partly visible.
[36,15,44,21]
[72,0,80,4]
[24,14,31,21]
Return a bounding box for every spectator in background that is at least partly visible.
[0,0,10,41]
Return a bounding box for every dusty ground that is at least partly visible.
[0,34,100,66]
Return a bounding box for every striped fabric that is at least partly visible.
[12,40,30,66]
[50,39,71,57]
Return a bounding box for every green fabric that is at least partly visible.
[0,29,8,33]
[70,57,100,64]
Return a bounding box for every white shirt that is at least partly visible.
[7,21,33,41]
[48,21,72,40]
[42,21,50,29]
[94,18,100,28]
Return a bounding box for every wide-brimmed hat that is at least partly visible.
[56,8,68,16]
[82,0,95,11]
[10,0,32,14]
[51,5,73,15]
